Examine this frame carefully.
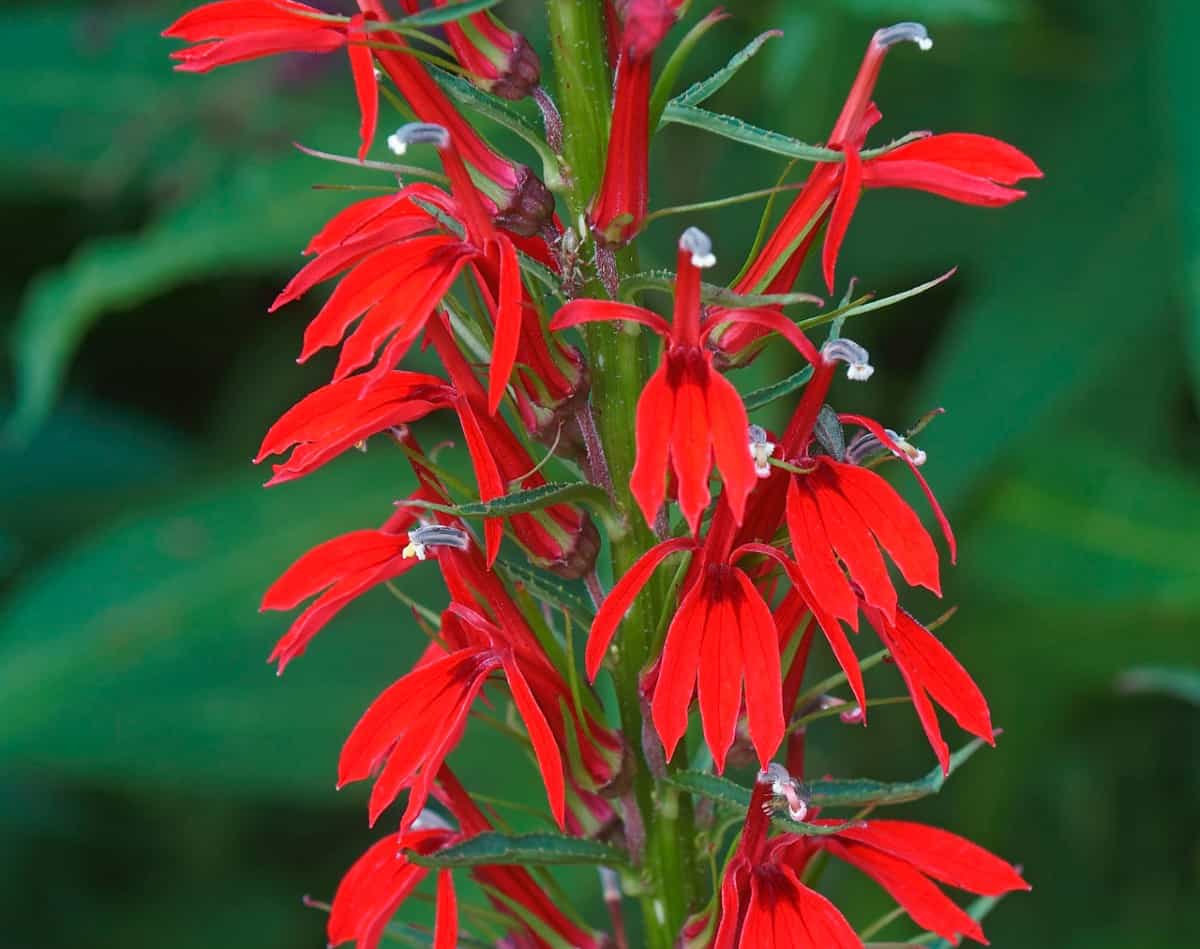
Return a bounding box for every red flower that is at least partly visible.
[271,123,523,415]
[164,1,379,160]
[590,0,684,243]
[586,524,794,771]
[714,767,1029,947]
[338,602,568,829]
[553,228,815,532]
[715,22,1040,362]
[259,502,435,672]
[330,767,604,949]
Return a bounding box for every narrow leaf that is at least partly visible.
[406,832,629,869]
[497,559,595,628]
[806,736,990,807]
[665,772,864,835]
[666,29,782,112]
[661,103,841,162]
[397,0,502,28]
[1116,666,1200,704]
[400,481,611,519]
[649,11,730,131]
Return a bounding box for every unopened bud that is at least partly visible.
[387,122,450,156]
[680,227,716,269]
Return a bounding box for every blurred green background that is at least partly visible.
[2,0,1198,946]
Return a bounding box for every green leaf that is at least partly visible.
[396,0,503,28]
[669,736,988,817]
[648,11,730,131]
[5,156,343,442]
[666,29,782,112]
[744,365,815,412]
[401,481,611,520]
[1116,667,1200,705]
[665,771,865,835]
[496,559,595,629]
[660,103,840,161]
[406,832,629,869]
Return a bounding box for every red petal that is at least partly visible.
[486,236,523,415]
[809,471,896,620]
[433,871,458,949]
[629,365,676,529]
[704,364,756,526]
[786,478,859,629]
[503,652,567,828]
[697,585,743,772]
[164,0,330,39]
[822,147,863,293]
[827,460,940,595]
[705,307,822,366]
[825,838,985,944]
[873,132,1042,184]
[347,17,378,161]
[261,530,407,611]
[328,831,437,949]
[873,608,993,773]
[862,159,1026,207]
[550,299,671,337]
[733,570,785,767]
[836,820,1029,896]
[670,368,713,534]
[651,581,709,761]
[841,413,956,561]
[169,28,344,71]
[585,537,694,679]
[455,395,505,567]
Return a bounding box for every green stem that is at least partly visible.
[546,3,696,943]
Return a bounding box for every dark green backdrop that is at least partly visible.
[2,1,1198,946]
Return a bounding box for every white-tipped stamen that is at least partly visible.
[757,762,809,822]
[387,121,450,156]
[747,424,776,478]
[402,524,470,561]
[821,338,874,381]
[876,22,932,51]
[410,809,455,832]
[679,226,716,269]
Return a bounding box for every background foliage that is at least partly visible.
[2,0,1198,946]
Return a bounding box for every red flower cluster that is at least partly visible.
[165,3,1039,946]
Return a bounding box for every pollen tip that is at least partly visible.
[388,122,450,156]
[875,22,932,52]
[847,363,874,382]
[679,226,716,268]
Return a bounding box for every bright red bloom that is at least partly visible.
[260,501,429,672]
[338,602,567,828]
[553,228,815,533]
[356,0,553,233]
[714,769,1029,947]
[590,0,684,243]
[271,124,524,415]
[329,768,604,949]
[715,23,1040,362]
[586,524,794,771]
[164,2,379,160]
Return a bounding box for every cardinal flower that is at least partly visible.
[553,228,816,532]
[586,509,807,771]
[330,767,604,949]
[164,1,378,159]
[425,0,541,99]
[259,503,454,672]
[590,0,684,243]
[339,601,568,828]
[714,766,1029,947]
[715,22,1040,362]
[271,122,523,414]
